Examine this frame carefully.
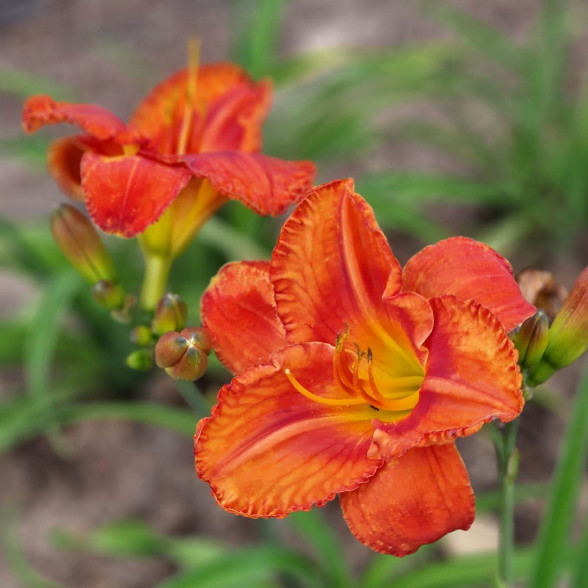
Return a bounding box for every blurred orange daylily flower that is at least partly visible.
[22,57,315,307]
[195,179,536,556]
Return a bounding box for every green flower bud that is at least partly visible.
[155,327,211,382]
[126,349,154,371]
[527,267,588,387]
[543,266,588,370]
[92,280,126,310]
[151,293,188,337]
[514,311,549,368]
[51,203,116,284]
[130,326,154,347]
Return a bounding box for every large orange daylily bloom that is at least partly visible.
[195,179,536,556]
[22,59,315,308]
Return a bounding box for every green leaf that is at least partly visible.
[24,271,83,401]
[51,402,196,436]
[0,220,61,277]
[0,399,195,452]
[156,545,324,588]
[357,172,508,206]
[387,548,536,588]
[571,503,588,587]
[425,2,523,70]
[230,0,286,80]
[360,545,435,588]
[289,509,352,588]
[23,270,84,452]
[529,363,588,588]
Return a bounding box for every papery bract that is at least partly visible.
[195,179,535,556]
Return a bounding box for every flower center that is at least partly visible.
[285,326,424,416]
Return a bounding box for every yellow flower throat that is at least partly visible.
[285,327,423,414]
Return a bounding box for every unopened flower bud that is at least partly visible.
[151,293,188,337]
[92,280,126,310]
[51,203,116,284]
[155,327,211,382]
[543,266,588,370]
[126,349,154,371]
[130,326,153,347]
[517,269,567,322]
[514,311,549,368]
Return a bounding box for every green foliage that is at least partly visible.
[529,362,588,588]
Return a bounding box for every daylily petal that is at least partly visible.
[129,63,271,154]
[47,137,85,200]
[379,291,434,368]
[340,443,474,556]
[180,152,315,215]
[371,296,522,460]
[199,78,271,153]
[22,95,138,143]
[81,152,192,238]
[271,179,401,347]
[201,261,287,374]
[402,236,535,332]
[195,342,382,518]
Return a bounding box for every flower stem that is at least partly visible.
[140,254,172,312]
[493,419,520,587]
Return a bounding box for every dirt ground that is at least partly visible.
[0,1,586,587]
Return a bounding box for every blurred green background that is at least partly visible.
[1,0,587,587]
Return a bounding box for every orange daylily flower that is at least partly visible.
[23,64,314,240]
[22,58,315,308]
[195,179,536,556]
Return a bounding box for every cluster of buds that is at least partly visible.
[512,268,588,388]
[126,293,210,382]
[51,203,210,382]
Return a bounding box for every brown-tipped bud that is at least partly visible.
[130,326,154,347]
[155,327,211,382]
[51,203,116,284]
[516,269,567,322]
[151,293,188,337]
[126,349,154,371]
[92,280,126,310]
[514,311,549,368]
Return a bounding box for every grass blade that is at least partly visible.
[156,545,324,588]
[289,509,352,588]
[529,362,588,587]
[23,270,83,451]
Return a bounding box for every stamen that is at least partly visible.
[366,350,390,406]
[177,38,201,155]
[284,369,365,407]
[351,359,384,408]
[333,347,356,393]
